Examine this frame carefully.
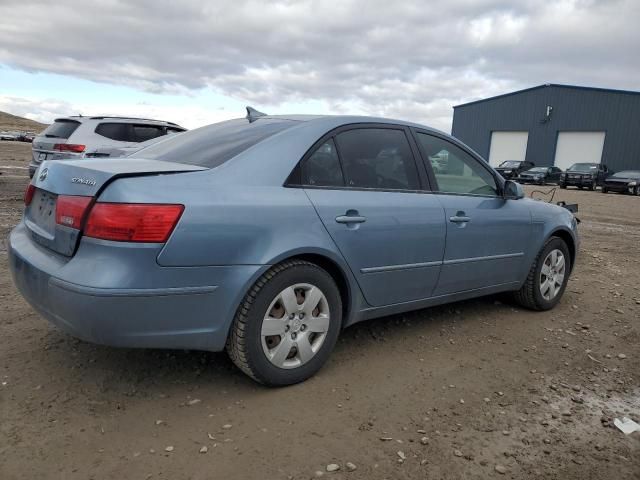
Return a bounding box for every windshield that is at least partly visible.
[568,163,598,172]
[131,118,297,167]
[498,161,521,168]
[527,167,548,173]
[612,170,640,178]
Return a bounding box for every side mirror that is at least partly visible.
[503,180,524,199]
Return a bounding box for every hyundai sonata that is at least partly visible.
[9,110,579,386]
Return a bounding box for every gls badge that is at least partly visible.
[71,177,97,186]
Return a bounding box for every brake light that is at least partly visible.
[53,143,86,153]
[55,195,93,229]
[24,184,36,206]
[85,203,184,242]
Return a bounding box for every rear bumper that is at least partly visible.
[8,222,265,351]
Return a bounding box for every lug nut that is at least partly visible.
[289,313,295,319]
[299,312,305,319]
[300,324,306,331]
[285,325,290,332]
[291,332,297,340]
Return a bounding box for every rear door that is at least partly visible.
[414,130,532,296]
[300,126,446,307]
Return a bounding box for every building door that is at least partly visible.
[488,131,529,167]
[554,131,606,170]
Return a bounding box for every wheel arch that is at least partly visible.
[547,227,577,272]
[268,249,357,326]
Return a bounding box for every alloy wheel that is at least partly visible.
[539,249,566,301]
[261,283,330,369]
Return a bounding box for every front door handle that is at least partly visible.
[335,210,367,224]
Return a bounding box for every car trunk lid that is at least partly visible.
[25,158,205,256]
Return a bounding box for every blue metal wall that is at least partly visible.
[451,84,640,172]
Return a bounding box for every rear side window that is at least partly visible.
[131,118,296,168]
[95,123,130,141]
[334,128,419,190]
[41,120,80,139]
[95,123,166,142]
[303,139,344,187]
[131,125,165,142]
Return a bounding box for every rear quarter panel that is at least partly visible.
[99,171,346,268]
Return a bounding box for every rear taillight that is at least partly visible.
[55,195,93,229]
[24,184,36,206]
[53,143,86,153]
[85,203,184,243]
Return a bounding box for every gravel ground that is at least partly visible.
[1,141,639,479]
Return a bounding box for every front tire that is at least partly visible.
[226,260,342,386]
[601,187,608,193]
[513,237,571,311]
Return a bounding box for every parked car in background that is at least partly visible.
[602,170,640,195]
[9,112,579,386]
[517,166,563,185]
[29,116,186,177]
[1,131,18,141]
[17,131,37,143]
[495,160,535,179]
[85,129,184,158]
[559,163,609,190]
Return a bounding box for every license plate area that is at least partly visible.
[27,189,57,237]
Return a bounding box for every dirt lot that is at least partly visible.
[1,141,638,479]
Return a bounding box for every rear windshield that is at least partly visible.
[130,118,296,167]
[527,167,548,172]
[41,119,81,139]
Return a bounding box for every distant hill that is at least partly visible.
[0,111,48,133]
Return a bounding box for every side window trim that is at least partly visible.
[286,123,429,193]
[411,128,504,197]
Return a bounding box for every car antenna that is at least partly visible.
[245,106,267,123]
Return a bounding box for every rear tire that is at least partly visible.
[601,187,608,193]
[589,180,597,191]
[513,237,571,311]
[559,183,567,189]
[226,260,342,386]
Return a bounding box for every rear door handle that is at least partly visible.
[449,211,471,223]
[335,211,367,224]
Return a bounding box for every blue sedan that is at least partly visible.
[9,111,579,386]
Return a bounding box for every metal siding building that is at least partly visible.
[451,84,640,172]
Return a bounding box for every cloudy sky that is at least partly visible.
[0,0,638,132]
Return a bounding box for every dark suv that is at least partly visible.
[495,160,535,179]
[559,163,609,190]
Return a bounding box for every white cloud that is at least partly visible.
[0,0,638,130]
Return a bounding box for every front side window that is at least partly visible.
[303,139,344,187]
[416,133,498,196]
[334,128,419,190]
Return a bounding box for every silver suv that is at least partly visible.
[29,116,186,177]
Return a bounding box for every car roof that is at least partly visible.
[54,116,183,127]
[251,114,448,135]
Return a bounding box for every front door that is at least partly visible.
[414,131,532,296]
[301,127,446,307]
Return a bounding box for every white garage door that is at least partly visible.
[554,132,606,171]
[488,131,529,167]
